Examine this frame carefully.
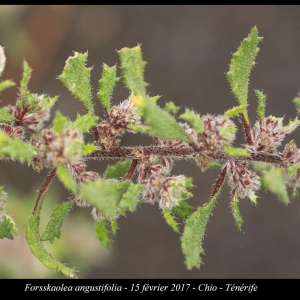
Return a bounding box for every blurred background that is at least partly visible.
[1,5,300,278]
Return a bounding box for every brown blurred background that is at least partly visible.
[1,5,300,278]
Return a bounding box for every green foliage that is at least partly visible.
[53,111,69,136]
[41,199,76,243]
[181,190,221,270]
[227,26,262,123]
[0,107,16,123]
[127,124,150,133]
[179,108,204,133]
[98,64,120,110]
[95,220,111,250]
[223,144,250,157]
[56,164,78,194]
[104,160,131,179]
[224,105,247,118]
[172,199,193,220]
[71,113,98,133]
[117,183,143,213]
[232,192,243,230]
[26,190,77,278]
[163,209,179,232]
[164,101,181,115]
[0,80,15,93]
[21,60,32,94]
[59,52,94,113]
[209,161,223,169]
[0,215,18,240]
[83,143,97,155]
[0,131,37,163]
[293,96,300,113]
[255,90,266,121]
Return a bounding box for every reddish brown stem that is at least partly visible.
[91,127,99,143]
[32,167,57,214]
[241,114,253,146]
[210,165,227,199]
[123,159,138,181]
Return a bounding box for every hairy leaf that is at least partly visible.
[0,80,15,93]
[0,215,18,240]
[128,124,150,133]
[41,199,75,243]
[71,113,98,133]
[118,45,147,96]
[95,220,111,250]
[209,161,223,169]
[104,160,131,179]
[0,107,16,123]
[98,64,120,109]
[179,108,204,133]
[232,191,243,230]
[110,219,118,235]
[80,179,131,219]
[224,105,247,118]
[223,144,250,157]
[255,90,266,122]
[293,96,300,112]
[163,209,179,232]
[83,143,97,155]
[53,111,69,136]
[56,164,78,194]
[21,60,32,94]
[172,199,193,220]
[164,101,181,115]
[181,190,221,270]
[227,26,262,123]
[0,131,37,163]
[284,117,300,134]
[118,183,143,212]
[59,52,93,113]
[26,190,77,277]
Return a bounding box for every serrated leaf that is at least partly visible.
[0,131,37,163]
[118,183,143,212]
[209,161,223,169]
[128,124,150,133]
[0,215,18,240]
[287,163,300,178]
[83,143,97,155]
[179,108,204,133]
[252,161,272,172]
[255,90,266,122]
[172,199,193,220]
[71,113,98,133]
[26,189,77,277]
[59,52,94,113]
[41,199,75,243]
[163,209,179,232]
[136,96,190,142]
[53,111,69,135]
[232,191,243,230]
[223,144,250,157]
[0,80,15,93]
[104,160,131,179]
[261,167,289,205]
[0,107,16,123]
[80,179,131,219]
[227,26,262,123]
[0,46,6,76]
[293,187,299,198]
[21,60,32,94]
[284,117,300,134]
[293,96,300,111]
[95,220,110,250]
[164,101,181,115]
[224,104,247,118]
[181,190,221,270]
[98,64,120,110]
[56,164,78,194]
[110,218,118,235]
[118,45,147,97]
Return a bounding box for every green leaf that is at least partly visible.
[224,104,247,118]
[223,144,250,157]
[56,164,78,194]
[0,46,6,76]
[209,161,223,169]
[163,209,179,232]
[255,90,266,122]
[83,143,97,155]
[118,183,143,212]
[95,220,111,250]
[0,107,16,123]
[232,192,243,230]
[21,60,32,94]
[104,160,131,179]
[26,189,77,277]
[136,96,190,142]
[293,96,300,112]
[98,64,120,110]
[181,190,221,270]
[172,199,193,220]
[40,199,75,243]
[128,124,150,133]
[0,131,37,163]
[118,45,147,97]
[80,179,131,219]
[227,26,262,123]
[164,101,181,115]
[59,52,94,113]
[71,113,98,133]
[53,111,69,136]
[0,80,15,93]
[293,187,299,199]
[0,215,18,240]
[287,163,300,178]
[110,219,118,235]
[261,167,289,205]
[179,108,204,133]
[284,117,300,134]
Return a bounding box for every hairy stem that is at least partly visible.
[123,159,138,181]
[210,165,227,199]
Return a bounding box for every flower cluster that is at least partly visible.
[0,124,24,139]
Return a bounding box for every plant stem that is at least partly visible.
[123,159,138,181]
